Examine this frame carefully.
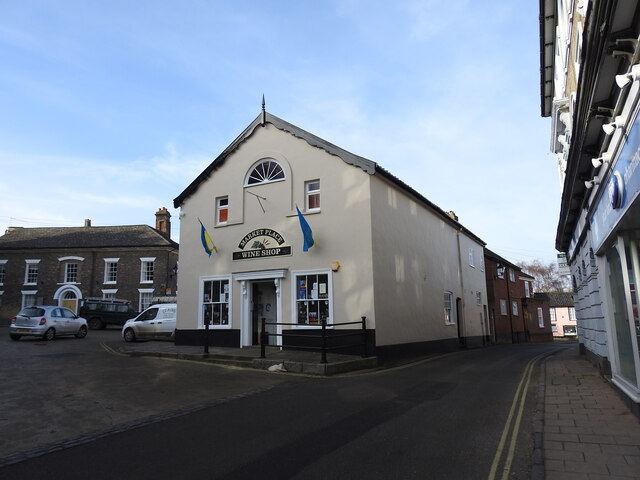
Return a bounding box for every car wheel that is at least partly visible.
[10,334,21,341]
[123,328,136,343]
[43,328,55,341]
[75,325,88,339]
[88,318,104,330]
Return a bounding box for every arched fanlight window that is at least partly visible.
[245,159,285,186]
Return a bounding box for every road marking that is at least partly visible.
[99,342,129,357]
[488,352,546,480]
[338,351,460,378]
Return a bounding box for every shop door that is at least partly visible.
[252,282,277,346]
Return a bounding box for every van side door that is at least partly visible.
[135,307,159,339]
[153,307,176,338]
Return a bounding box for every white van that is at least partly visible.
[121,304,176,342]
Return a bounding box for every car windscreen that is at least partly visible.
[18,307,46,317]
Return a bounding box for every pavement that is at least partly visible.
[116,340,378,375]
[539,344,640,479]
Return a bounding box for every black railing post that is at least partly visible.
[321,318,328,364]
[204,317,210,355]
[361,316,367,358]
[260,317,266,359]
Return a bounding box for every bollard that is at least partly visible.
[260,317,266,359]
[361,316,367,358]
[321,318,327,364]
[204,317,210,355]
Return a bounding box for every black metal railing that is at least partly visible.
[260,316,368,364]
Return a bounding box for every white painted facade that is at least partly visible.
[174,112,488,354]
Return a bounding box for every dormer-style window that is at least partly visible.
[245,159,285,186]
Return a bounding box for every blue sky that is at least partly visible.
[0,0,560,264]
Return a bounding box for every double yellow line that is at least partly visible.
[100,342,129,357]
[488,352,546,480]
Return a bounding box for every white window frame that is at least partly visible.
[21,290,38,308]
[64,263,78,284]
[199,275,232,329]
[102,289,118,299]
[524,281,531,298]
[550,308,557,322]
[0,260,6,285]
[538,307,545,328]
[476,291,482,306]
[468,249,475,268]
[138,288,155,311]
[509,268,516,282]
[444,291,455,325]
[140,257,155,284]
[244,158,286,186]
[569,307,576,321]
[291,269,333,328]
[24,259,40,286]
[305,180,321,212]
[500,299,508,316]
[216,196,229,225]
[512,301,519,316]
[104,258,119,284]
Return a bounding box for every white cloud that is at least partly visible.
[0,147,211,241]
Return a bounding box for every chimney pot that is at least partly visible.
[155,207,171,239]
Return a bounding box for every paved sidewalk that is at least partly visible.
[542,345,640,479]
[115,341,378,375]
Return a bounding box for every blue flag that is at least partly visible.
[199,219,217,257]
[296,206,314,252]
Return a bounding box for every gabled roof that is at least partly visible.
[484,248,521,270]
[173,111,486,246]
[545,291,575,307]
[0,225,178,250]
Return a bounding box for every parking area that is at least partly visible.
[0,327,293,463]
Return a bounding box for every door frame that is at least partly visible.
[53,285,82,314]
[234,270,286,348]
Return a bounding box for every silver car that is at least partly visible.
[9,306,89,341]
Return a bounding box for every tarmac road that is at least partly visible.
[0,333,563,480]
[0,328,294,462]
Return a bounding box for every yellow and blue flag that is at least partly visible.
[296,206,314,252]
[198,218,217,256]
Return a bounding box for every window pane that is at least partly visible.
[202,279,230,326]
[308,193,320,210]
[296,273,330,325]
[246,160,285,185]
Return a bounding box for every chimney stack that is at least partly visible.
[155,207,171,239]
[84,219,92,227]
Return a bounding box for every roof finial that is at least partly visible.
[261,94,266,125]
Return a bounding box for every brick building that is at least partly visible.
[484,249,552,344]
[0,208,178,325]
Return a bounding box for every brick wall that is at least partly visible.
[0,247,178,325]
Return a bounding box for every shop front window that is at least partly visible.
[203,278,230,326]
[606,236,640,388]
[294,271,331,325]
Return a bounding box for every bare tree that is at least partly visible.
[516,259,571,292]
